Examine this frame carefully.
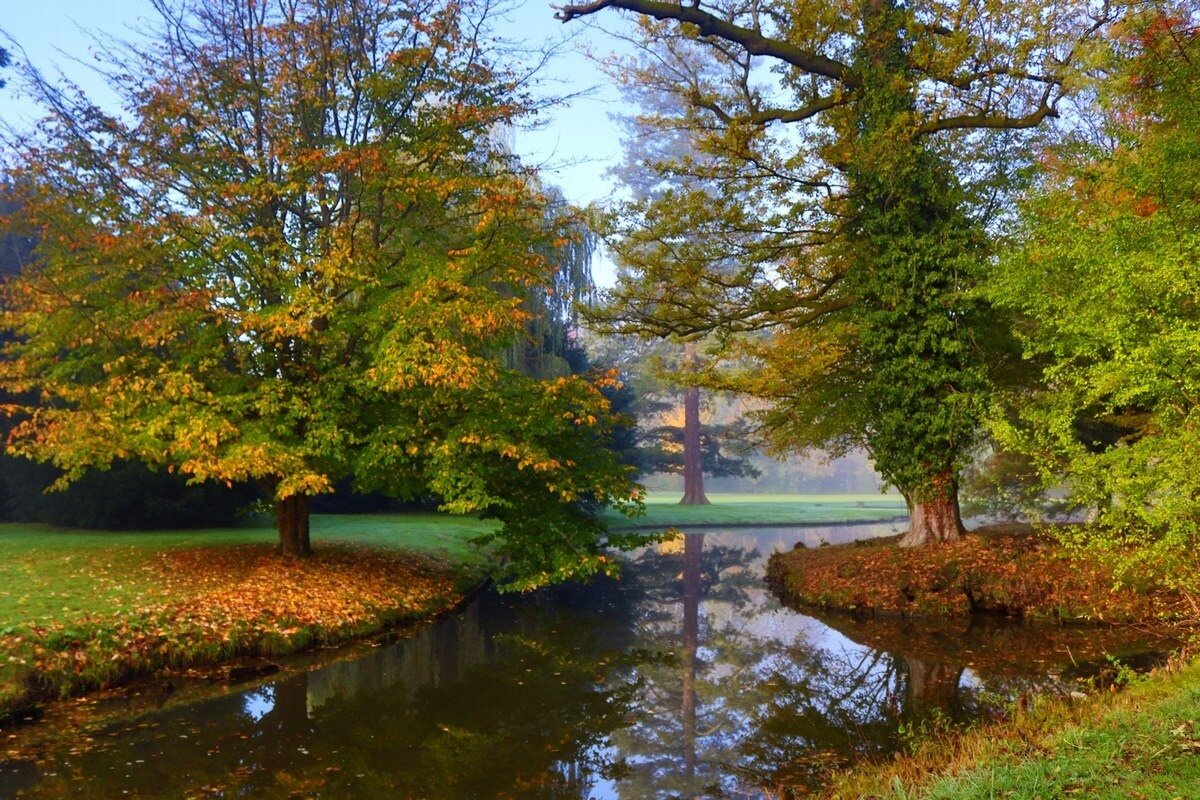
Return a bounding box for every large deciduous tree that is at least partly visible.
[989,7,1200,587]
[0,0,643,583]
[561,0,1106,545]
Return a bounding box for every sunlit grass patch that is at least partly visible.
[608,491,907,529]
[0,513,490,724]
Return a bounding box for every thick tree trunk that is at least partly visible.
[899,472,964,547]
[679,341,709,506]
[277,494,311,556]
[680,384,710,505]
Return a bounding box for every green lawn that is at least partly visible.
[0,513,494,629]
[606,491,907,529]
[0,495,908,627]
[840,657,1200,800]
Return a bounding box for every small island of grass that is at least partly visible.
[766,523,1191,624]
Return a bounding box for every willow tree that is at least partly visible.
[507,185,598,379]
[0,0,643,582]
[560,0,1106,545]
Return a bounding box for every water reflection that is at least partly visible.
[0,524,1173,799]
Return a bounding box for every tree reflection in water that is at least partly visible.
[613,532,914,798]
[1,527,1172,800]
[610,531,1171,799]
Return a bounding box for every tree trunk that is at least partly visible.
[899,472,964,547]
[680,387,710,509]
[277,494,311,556]
[679,342,709,506]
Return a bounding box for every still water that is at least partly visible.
[0,524,1171,799]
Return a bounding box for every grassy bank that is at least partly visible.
[608,491,907,529]
[822,653,1200,799]
[1,494,910,725]
[767,526,1187,622]
[0,513,493,724]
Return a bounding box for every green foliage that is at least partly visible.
[816,45,990,503]
[570,0,1094,530]
[505,186,598,379]
[635,417,761,479]
[0,0,643,583]
[990,9,1200,588]
[959,448,1065,520]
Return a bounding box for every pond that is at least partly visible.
[0,524,1174,799]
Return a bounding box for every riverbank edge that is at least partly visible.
[0,553,490,729]
[816,649,1200,799]
[611,514,909,531]
[765,526,1188,623]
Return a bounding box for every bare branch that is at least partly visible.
[554,0,861,88]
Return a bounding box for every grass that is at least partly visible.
[824,653,1200,799]
[0,512,494,628]
[0,513,494,724]
[0,494,905,724]
[606,491,907,529]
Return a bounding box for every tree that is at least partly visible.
[602,92,768,505]
[989,6,1200,587]
[509,186,599,379]
[603,89,722,506]
[1,187,255,528]
[0,0,643,583]
[636,404,760,487]
[589,333,759,488]
[559,0,1107,545]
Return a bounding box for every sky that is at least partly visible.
[1,0,634,282]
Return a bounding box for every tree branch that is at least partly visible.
[916,86,1059,135]
[554,0,861,88]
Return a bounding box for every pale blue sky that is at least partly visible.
[1,0,632,281]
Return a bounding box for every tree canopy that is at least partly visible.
[989,7,1200,587]
[0,0,645,586]
[560,0,1108,545]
